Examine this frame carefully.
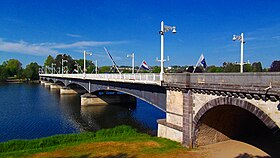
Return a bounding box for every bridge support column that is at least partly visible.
[157,89,194,147]
[81,93,136,106]
[60,87,78,95]
[50,84,62,89]
[44,82,52,87]
[40,80,46,85]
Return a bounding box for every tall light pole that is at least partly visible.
[127,53,134,74]
[95,60,98,74]
[83,50,92,76]
[61,59,68,74]
[232,33,245,73]
[158,21,176,81]
[51,63,56,74]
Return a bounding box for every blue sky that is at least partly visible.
[0,0,279,68]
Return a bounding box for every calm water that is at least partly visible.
[0,83,165,142]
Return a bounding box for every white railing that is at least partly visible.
[39,73,161,85]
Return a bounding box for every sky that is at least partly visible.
[0,0,279,68]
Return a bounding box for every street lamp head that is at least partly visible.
[172,26,176,34]
[232,35,237,41]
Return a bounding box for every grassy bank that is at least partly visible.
[0,126,190,158]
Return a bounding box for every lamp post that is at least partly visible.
[158,21,176,81]
[95,60,98,74]
[232,33,245,73]
[83,50,92,77]
[51,63,56,74]
[127,53,134,74]
[61,59,68,74]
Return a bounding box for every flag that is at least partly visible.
[141,61,149,70]
[198,54,207,68]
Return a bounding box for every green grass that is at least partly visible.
[0,126,183,158]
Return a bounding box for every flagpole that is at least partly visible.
[137,60,144,73]
[193,54,202,73]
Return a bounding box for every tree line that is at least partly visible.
[167,61,280,73]
[0,59,40,82]
[0,54,279,82]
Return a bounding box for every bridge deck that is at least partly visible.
[40,73,161,85]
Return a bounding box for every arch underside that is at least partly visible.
[194,97,279,132]
[193,97,280,156]
[43,77,166,111]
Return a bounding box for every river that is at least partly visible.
[0,83,165,142]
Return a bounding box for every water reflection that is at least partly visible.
[58,92,161,135]
[0,84,165,142]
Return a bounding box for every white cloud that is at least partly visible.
[0,38,127,56]
[0,39,58,56]
[66,33,82,38]
[53,41,113,49]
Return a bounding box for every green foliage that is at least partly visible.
[252,62,262,72]
[270,60,280,72]
[244,64,252,72]
[223,62,239,72]
[0,65,8,81]
[99,66,111,73]
[44,55,55,67]
[24,62,40,80]
[152,66,160,73]
[5,59,22,77]
[0,126,142,153]
[206,65,223,73]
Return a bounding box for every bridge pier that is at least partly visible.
[81,93,136,106]
[43,82,52,87]
[60,87,78,95]
[40,80,46,85]
[157,89,194,147]
[50,84,62,89]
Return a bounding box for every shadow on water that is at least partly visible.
[53,89,163,135]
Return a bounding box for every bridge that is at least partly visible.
[40,72,280,150]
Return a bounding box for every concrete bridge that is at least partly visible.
[40,72,280,149]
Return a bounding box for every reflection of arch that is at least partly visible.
[91,89,164,111]
[194,97,278,132]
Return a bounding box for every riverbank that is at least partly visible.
[0,126,188,158]
[0,79,39,83]
[0,126,270,158]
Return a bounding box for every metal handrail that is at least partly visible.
[39,73,161,85]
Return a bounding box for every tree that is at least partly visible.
[223,62,239,72]
[186,66,194,73]
[252,62,262,72]
[5,59,22,77]
[99,66,111,73]
[44,55,55,67]
[54,54,75,73]
[207,65,223,73]
[24,62,40,80]
[270,60,280,72]
[75,59,95,73]
[0,65,8,81]
[244,64,252,72]
[152,66,160,73]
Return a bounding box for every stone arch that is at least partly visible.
[48,79,55,83]
[193,97,280,156]
[55,80,65,86]
[91,88,165,111]
[66,83,89,94]
[193,97,278,132]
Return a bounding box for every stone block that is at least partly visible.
[166,113,183,127]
